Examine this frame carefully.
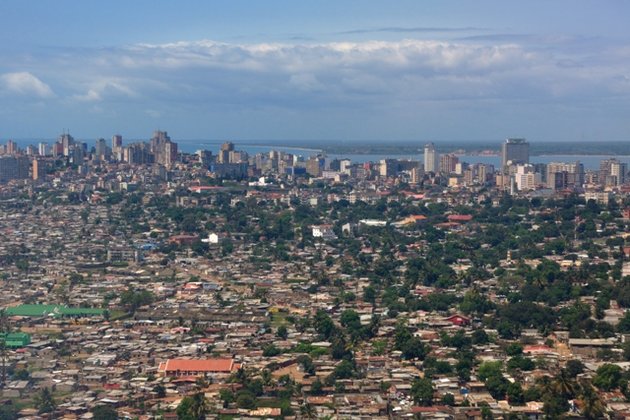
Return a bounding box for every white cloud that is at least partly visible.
[72,78,136,102]
[0,72,54,98]
[3,36,630,140]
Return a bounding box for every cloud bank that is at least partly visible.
[1,37,629,140]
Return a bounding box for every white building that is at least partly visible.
[424,142,439,173]
[312,224,336,239]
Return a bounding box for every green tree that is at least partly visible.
[176,392,207,420]
[34,387,56,414]
[441,393,455,406]
[507,383,525,405]
[564,360,585,378]
[411,377,434,406]
[477,361,503,382]
[310,378,324,395]
[119,287,154,312]
[593,364,622,391]
[92,405,118,420]
[0,405,18,420]
[617,311,630,333]
[235,391,257,409]
[153,384,166,398]
[578,381,605,420]
[276,325,288,340]
[218,389,234,408]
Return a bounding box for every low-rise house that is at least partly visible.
[158,358,241,377]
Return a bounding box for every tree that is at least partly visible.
[363,285,377,304]
[441,393,455,406]
[34,388,56,414]
[578,381,605,420]
[411,377,434,406]
[507,383,525,405]
[300,403,316,419]
[276,325,288,340]
[235,391,257,409]
[542,392,570,418]
[564,360,585,378]
[401,337,428,360]
[119,287,154,313]
[472,329,490,345]
[593,363,622,391]
[310,378,324,395]
[92,405,118,420]
[481,405,494,420]
[176,392,207,420]
[0,405,17,420]
[332,359,355,379]
[477,361,503,382]
[505,343,523,356]
[485,375,508,400]
[218,389,234,408]
[153,383,166,398]
[313,310,335,339]
[617,311,630,333]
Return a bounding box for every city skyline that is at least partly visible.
[1,1,630,142]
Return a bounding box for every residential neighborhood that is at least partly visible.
[0,136,630,419]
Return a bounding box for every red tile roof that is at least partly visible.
[447,214,473,222]
[160,358,236,373]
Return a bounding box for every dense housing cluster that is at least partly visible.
[1,134,630,419]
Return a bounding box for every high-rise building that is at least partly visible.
[439,153,459,174]
[38,142,48,156]
[546,161,584,190]
[424,142,438,173]
[6,140,17,155]
[0,156,29,183]
[112,135,123,160]
[306,156,325,177]
[150,131,178,166]
[58,132,75,157]
[501,138,529,171]
[610,161,627,186]
[514,164,540,191]
[32,158,47,180]
[218,141,235,164]
[95,138,110,161]
[599,158,627,186]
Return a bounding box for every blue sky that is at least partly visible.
[1,1,629,143]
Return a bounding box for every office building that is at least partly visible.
[0,156,29,183]
[112,135,123,160]
[501,138,529,171]
[32,158,47,180]
[546,161,584,190]
[424,142,438,173]
[150,131,178,166]
[439,153,459,174]
[600,158,627,187]
[38,142,48,156]
[218,141,235,164]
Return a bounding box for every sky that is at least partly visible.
[0,0,629,143]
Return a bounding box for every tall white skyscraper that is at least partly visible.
[424,142,438,173]
[38,142,48,156]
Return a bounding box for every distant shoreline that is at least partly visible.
[7,138,630,157]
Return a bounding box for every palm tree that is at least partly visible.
[578,381,605,420]
[553,369,577,399]
[190,392,207,420]
[300,402,316,419]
